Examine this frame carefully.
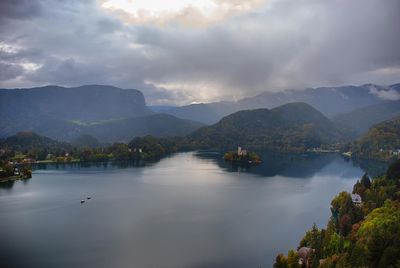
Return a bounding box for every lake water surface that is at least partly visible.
[0,152,382,267]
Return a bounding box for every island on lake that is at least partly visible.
[223,147,262,164]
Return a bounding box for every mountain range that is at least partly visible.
[165,83,400,124]
[0,85,152,121]
[0,85,204,142]
[1,83,399,143]
[2,100,399,156]
[0,102,346,153]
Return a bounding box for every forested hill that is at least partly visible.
[190,102,343,152]
[352,116,400,161]
[0,132,72,153]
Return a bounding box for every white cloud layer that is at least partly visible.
[100,0,265,26]
[368,85,400,101]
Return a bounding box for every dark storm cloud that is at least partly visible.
[0,62,24,80]
[138,0,400,85]
[0,0,42,20]
[0,0,399,104]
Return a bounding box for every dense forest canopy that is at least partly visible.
[274,160,400,268]
[352,116,400,161]
[190,103,344,151]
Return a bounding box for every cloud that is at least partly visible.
[126,0,400,102]
[0,62,24,81]
[100,0,265,27]
[0,0,42,20]
[0,0,399,104]
[368,85,400,101]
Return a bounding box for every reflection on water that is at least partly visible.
[0,151,387,268]
[196,151,388,178]
[29,152,388,180]
[33,159,151,171]
[196,151,335,178]
[0,180,15,190]
[0,177,31,190]
[349,157,389,177]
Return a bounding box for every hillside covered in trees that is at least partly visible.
[190,102,343,152]
[274,160,400,268]
[352,117,400,161]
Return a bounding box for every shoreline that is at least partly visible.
[0,175,31,183]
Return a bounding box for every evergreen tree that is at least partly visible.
[387,159,400,180]
[287,249,300,268]
[360,173,371,189]
[274,254,288,268]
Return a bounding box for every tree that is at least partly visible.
[325,232,341,256]
[299,223,321,249]
[350,242,368,267]
[287,249,300,268]
[20,165,32,178]
[360,173,371,189]
[0,163,13,178]
[311,224,322,249]
[80,149,93,161]
[386,159,400,181]
[339,214,352,236]
[274,254,288,268]
[355,201,400,267]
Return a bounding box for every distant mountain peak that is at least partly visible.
[165,83,400,124]
[15,131,38,138]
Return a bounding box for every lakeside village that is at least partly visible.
[223,146,262,164]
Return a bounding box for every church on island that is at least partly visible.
[237,146,248,156]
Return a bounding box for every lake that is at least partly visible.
[0,152,384,268]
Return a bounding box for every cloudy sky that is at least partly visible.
[0,0,399,105]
